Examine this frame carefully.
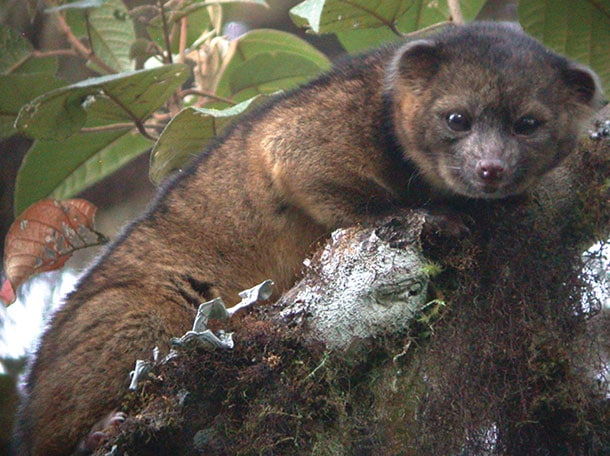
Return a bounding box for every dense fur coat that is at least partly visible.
[13,22,603,455]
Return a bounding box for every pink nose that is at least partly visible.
[476,159,506,182]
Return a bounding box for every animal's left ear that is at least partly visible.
[386,39,442,94]
[563,63,606,110]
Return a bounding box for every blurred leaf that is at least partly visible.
[87,0,136,73]
[0,25,64,139]
[0,74,66,139]
[215,29,330,100]
[290,0,446,34]
[15,63,190,140]
[460,0,488,20]
[0,24,57,75]
[150,94,273,183]
[15,129,153,216]
[1,198,107,305]
[519,0,610,95]
[335,6,452,52]
[45,0,106,12]
[0,24,33,74]
[26,0,38,20]
[227,52,324,99]
[290,0,485,52]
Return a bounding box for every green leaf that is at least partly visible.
[15,129,153,216]
[289,0,462,52]
[0,24,33,74]
[16,63,190,141]
[519,0,610,95]
[0,24,57,75]
[150,94,273,183]
[290,0,447,35]
[461,0,487,21]
[339,5,456,51]
[45,0,106,12]
[0,74,66,139]
[290,0,325,33]
[87,0,136,73]
[215,29,330,100]
[228,52,325,99]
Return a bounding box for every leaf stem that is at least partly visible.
[6,49,77,74]
[158,0,174,64]
[80,123,139,133]
[49,4,118,74]
[101,90,158,141]
[341,0,404,37]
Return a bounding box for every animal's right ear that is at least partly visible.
[388,40,442,90]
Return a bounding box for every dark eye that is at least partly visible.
[445,112,472,132]
[513,116,542,136]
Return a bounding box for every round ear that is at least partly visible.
[388,39,442,89]
[563,63,606,110]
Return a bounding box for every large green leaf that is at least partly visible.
[15,128,153,216]
[0,74,66,139]
[0,24,57,75]
[87,0,136,73]
[290,0,485,52]
[290,0,412,33]
[519,0,610,95]
[15,63,190,141]
[149,93,274,183]
[0,24,33,74]
[215,29,330,100]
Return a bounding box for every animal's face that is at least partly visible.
[386,22,604,199]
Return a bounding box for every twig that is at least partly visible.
[402,21,452,38]
[447,0,464,24]
[80,123,139,133]
[158,0,174,64]
[51,6,118,74]
[6,49,77,74]
[101,90,158,141]
[179,16,187,64]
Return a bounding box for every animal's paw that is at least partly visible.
[75,411,127,454]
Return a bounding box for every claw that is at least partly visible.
[75,411,126,454]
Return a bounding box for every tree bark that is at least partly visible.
[97,134,610,455]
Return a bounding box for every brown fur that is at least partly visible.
[12,22,603,455]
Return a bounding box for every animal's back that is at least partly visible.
[13,22,603,454]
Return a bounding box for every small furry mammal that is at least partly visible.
[13,22,603,455]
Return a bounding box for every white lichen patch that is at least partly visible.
[278,220,429,351]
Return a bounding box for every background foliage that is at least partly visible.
[0,0,607,216]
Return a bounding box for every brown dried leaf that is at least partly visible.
[1,198,108,306]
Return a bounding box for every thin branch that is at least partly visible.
[403,21,453,38]
[6,49,78,74]
[101,90,158,141]
[51,7,118,74]
[179,16,188,64]
[158,0,174,64]
[31,49,78,58]
[447,0,464,24]
[80,123,138,133]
